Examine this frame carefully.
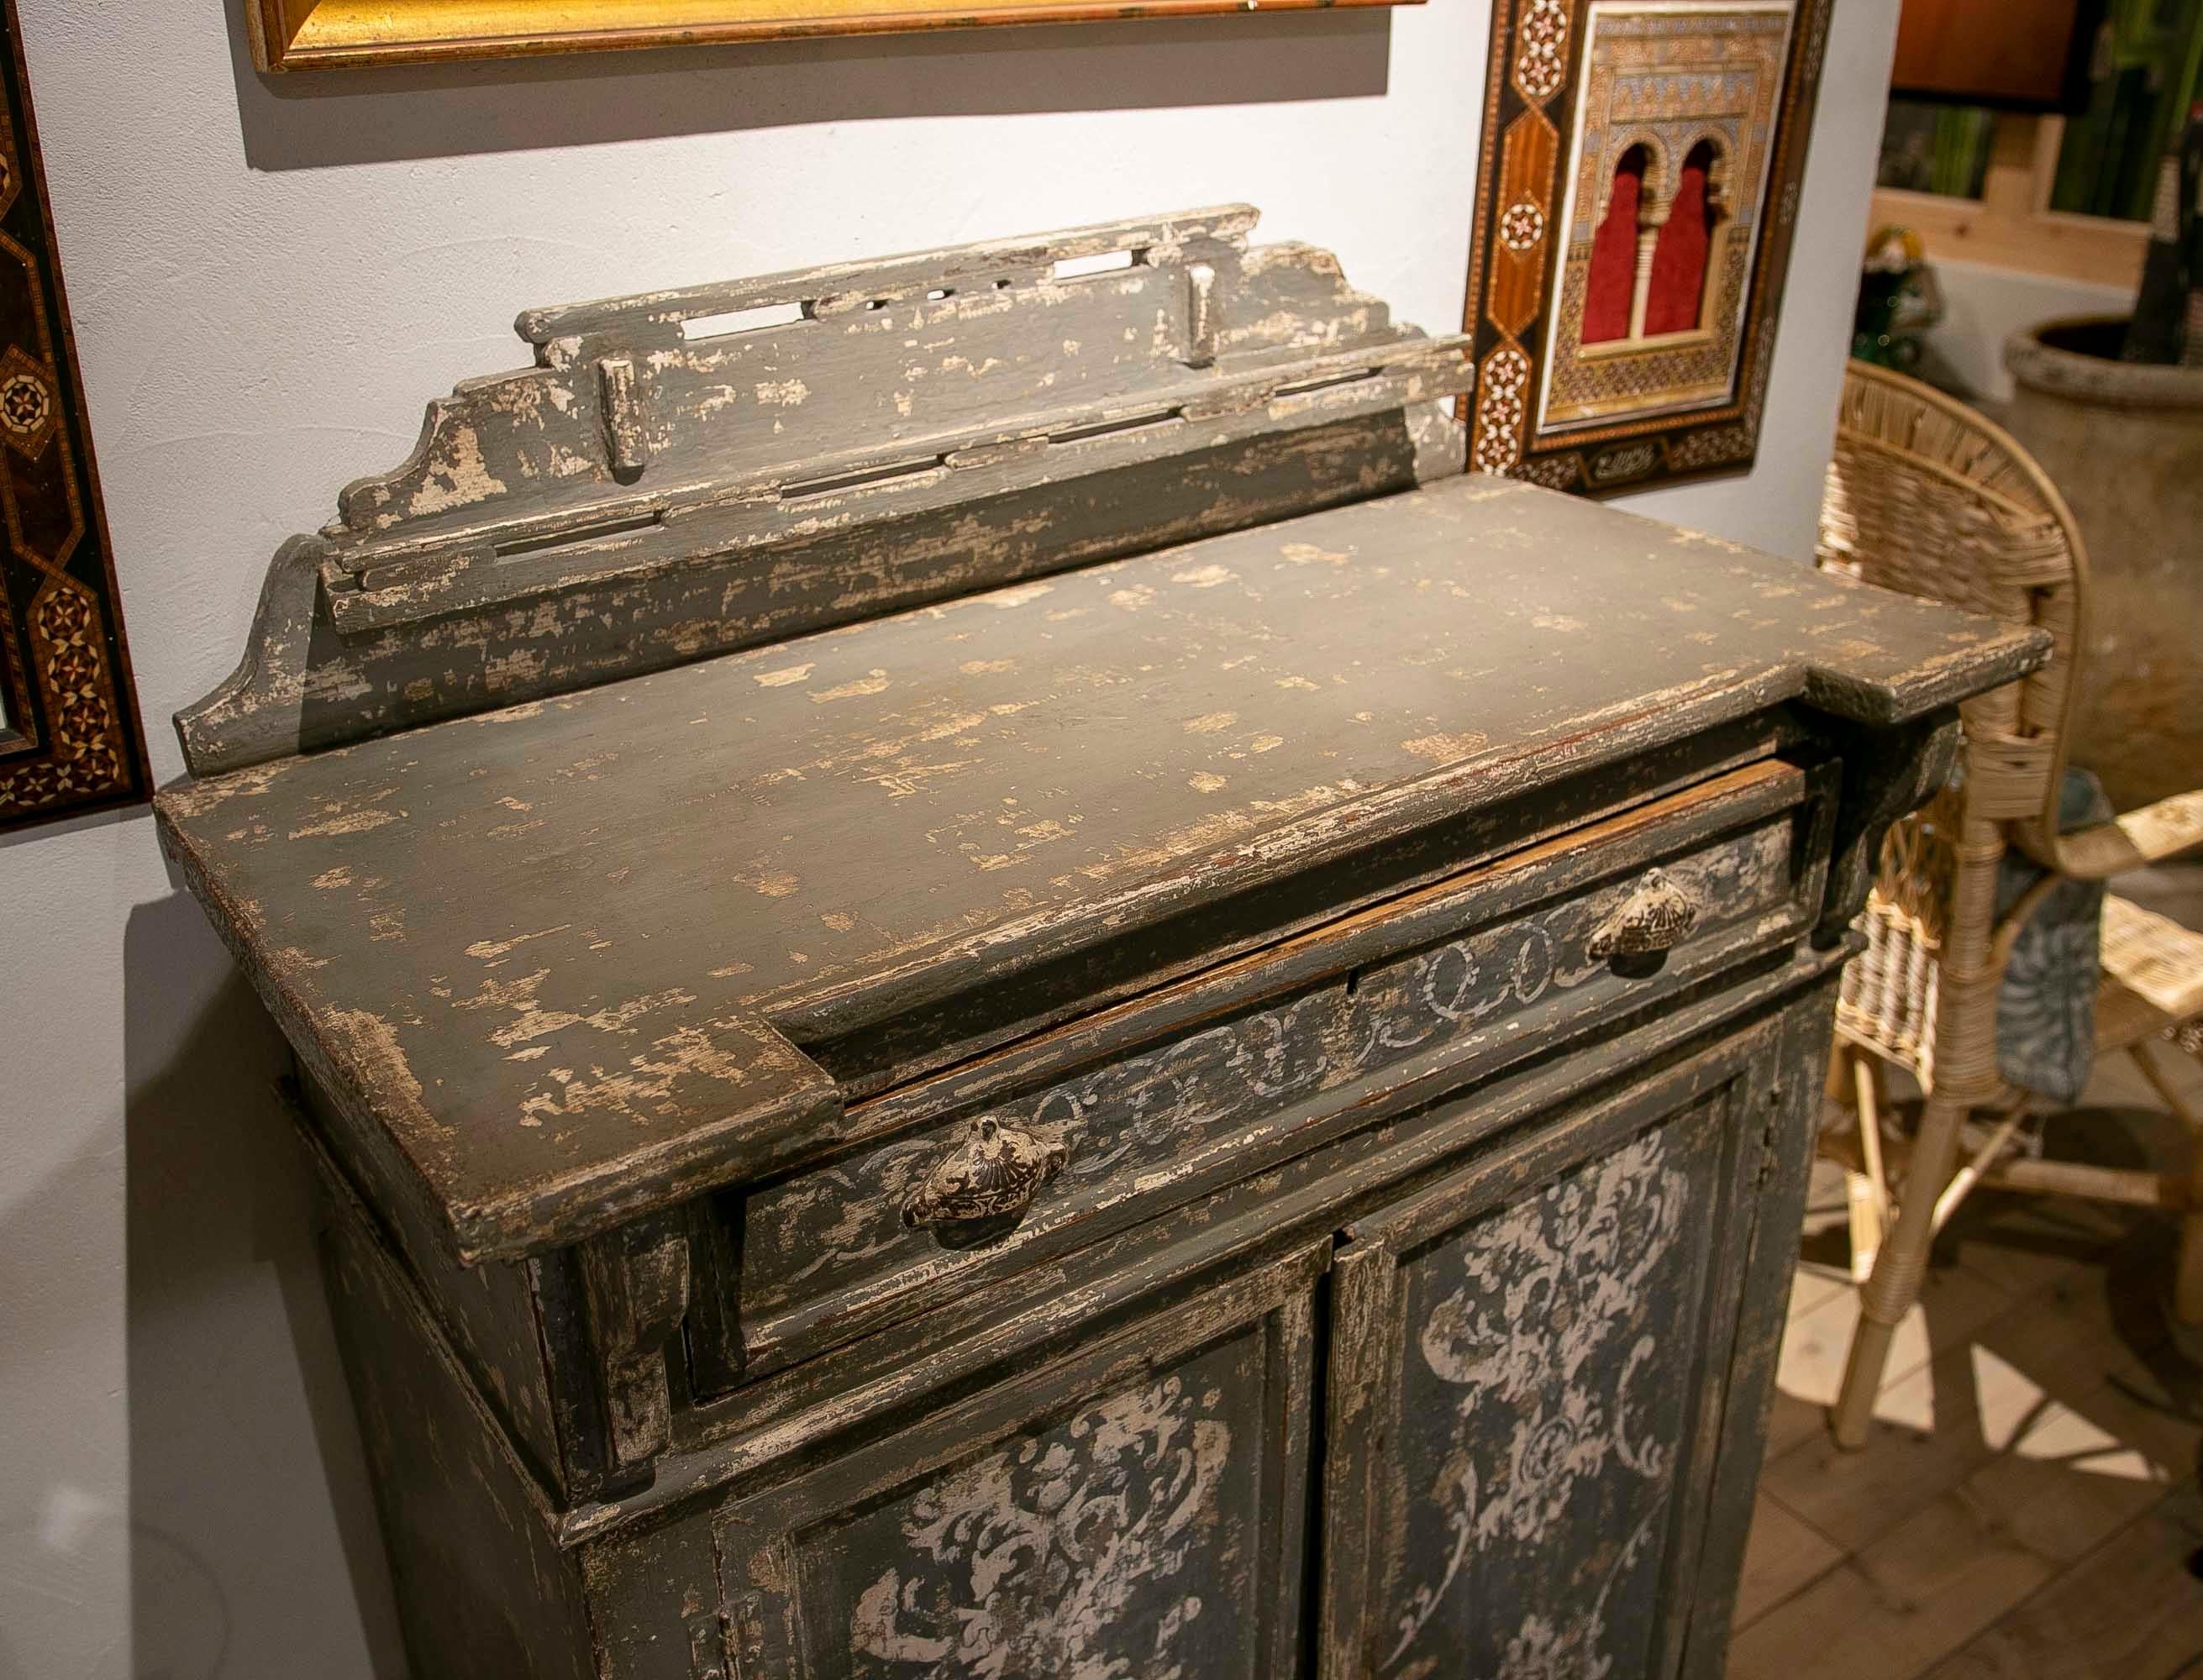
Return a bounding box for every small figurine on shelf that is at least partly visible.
[2124,105,2201,366]
[1853,225,1944,373]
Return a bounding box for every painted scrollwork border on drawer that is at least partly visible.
[727,761,1825,1377]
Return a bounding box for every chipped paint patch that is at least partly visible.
[404,424,507,519]
[453,969,556,1016]
[312,866,354,890]
[986,580,1054,610]
[1402,732,1491,763]
[861,759,975,799]
[321,1009,447,1141]
[465,926,570,962]
[1171,563,1237,588]
[812,674,892,704]
[1189,772,1228,793]
[1183,711,1238,734]
[1280,542,1349,565]
[515,1021,754,1127]
[289,808,399,840]
[157,756,297,818]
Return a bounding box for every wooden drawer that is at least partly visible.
[701,756,1831,1388]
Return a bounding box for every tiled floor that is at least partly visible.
[1731,996,2203,1677]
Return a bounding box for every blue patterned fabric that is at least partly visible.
[1993,768,2111,1103]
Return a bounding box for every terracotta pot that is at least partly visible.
[2001,316,2203,812]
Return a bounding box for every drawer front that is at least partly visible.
[723,759,1828,1381]
[712,1245,1322,1680]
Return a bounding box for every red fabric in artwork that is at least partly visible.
[1581,165,1641,344]
[1645,160,1713,337]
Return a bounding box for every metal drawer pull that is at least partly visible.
[1587,868,1702,958]
[902,1115,1068,1231]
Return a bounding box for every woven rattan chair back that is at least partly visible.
[1814,364,2203,1451]
[1817,364,2093,1088]
[1817,361,2089,857]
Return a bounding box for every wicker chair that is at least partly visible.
[1816,360,2203,1451]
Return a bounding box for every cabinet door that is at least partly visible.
[1319,1013,1813,1680]
[716,1243,1324,1680]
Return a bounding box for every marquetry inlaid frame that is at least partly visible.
[1459,0,1834,497]
[0,0,148,835]
[244,0,1419,71]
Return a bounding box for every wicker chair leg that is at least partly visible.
[1846,1173,1885,1286]
[1831,1091,1969,1449]
[1848,1052,1891,1284]
[1931,1095,2031,1237]
[2129,1040,2203,1325]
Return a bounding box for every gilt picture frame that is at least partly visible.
[245,0,1419,72]
[1459,0,1834,496]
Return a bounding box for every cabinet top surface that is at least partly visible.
[156,473,2040,1260]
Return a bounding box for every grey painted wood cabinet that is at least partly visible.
[156,209,2045,1678]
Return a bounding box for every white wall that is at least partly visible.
[0,3,1898,1672]
[1916,255,2137,403]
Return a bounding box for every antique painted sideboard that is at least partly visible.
[156,207,2044,1678]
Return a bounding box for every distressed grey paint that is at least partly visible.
[174,207,1473,778]
[153,212,2045,1680]
[155,473,2040,1270]
[1387,1110,1713,1677]
[716,1245,1321,1680]
[733,773,1811,1378]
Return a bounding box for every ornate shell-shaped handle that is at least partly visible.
[902,1115,1068,1231]
[1587,867,1701,959]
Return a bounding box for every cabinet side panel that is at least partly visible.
[297,1071,579,1496]
[321,1194,596,1680]
[1677,979,1841,1677]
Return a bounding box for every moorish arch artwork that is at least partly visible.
[1460,0,1834,496]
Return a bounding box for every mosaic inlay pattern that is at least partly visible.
[0,1,145,829]
[1459,0,1833,498]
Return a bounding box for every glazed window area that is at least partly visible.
[1875,4,2201,222]
[1582,138,1730,348]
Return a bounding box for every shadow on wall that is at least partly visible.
[123,892,406,1679]
[222,3,1394,171]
